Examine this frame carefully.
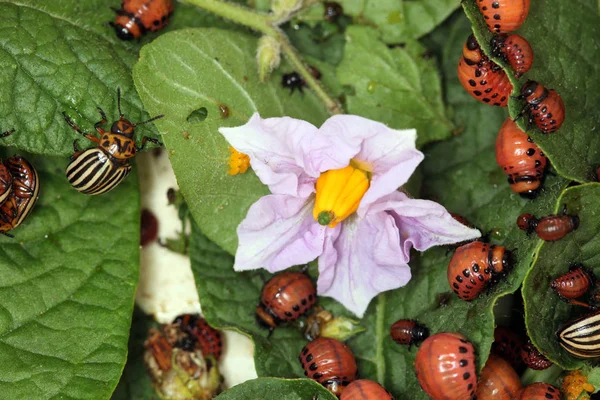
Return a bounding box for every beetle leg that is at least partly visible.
[0,129,15,138]
[70,140,85,161]
[566,299,596,309]
[136,136,163,152]
[94,107,108,133]
[63,112,101,144]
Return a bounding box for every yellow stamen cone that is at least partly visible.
[228,146,250,175]
[313,164,370,228]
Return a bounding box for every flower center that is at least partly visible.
[313,161,371,228]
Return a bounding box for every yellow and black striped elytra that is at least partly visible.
[557,309,600,358]
[62,88,163,195]
[66,148,132,195]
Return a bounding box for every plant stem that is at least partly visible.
[180,0,343,115]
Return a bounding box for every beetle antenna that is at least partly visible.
[135,114,165,126]
[117,87,123,117]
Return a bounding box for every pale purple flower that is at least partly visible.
[219,113,481,317]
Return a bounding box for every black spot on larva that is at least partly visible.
[535,160,541,167]
[475,70,482,78]
[473,264,480,272]
[542,106,548,113]
[527,137,533,142]
[457,276,463,283]
[309,363,318,371]
[480,80,487,85]
[527,148,535,156]
[491,93,499,99]
[453,282,460,289]
[494,14,501,20]
[153,20,160,26]
[466,285,473,289]
[304,370,308,376]
[548,387,556,392]
[482,6,488,10]
[460,359,468,367]
[306,354,313,362]
[492,1,500,8]
[551,120,557,124]
[463,269,471,277]
[484,267,491,274]
[547,113,553,118]
[501,96,507,101]
[484,88,493,94]
[303,348,309,355]
[470,279,476,285]
[463,372,471,380]
[308,294,314,301]
[459,346,468,353]
[301,299,307,305]
[293,305,300,312]
[545,394,553,399]
[314,372,323,379]
[468,383,474,390]
[494,24,501,29]
[285,311,293,317]
[474,90,483,96]
[483,98,491,103]
[161,15,167,22]
[494,102,502,106]
[469,79,476,87]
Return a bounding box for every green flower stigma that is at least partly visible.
[317,211,334,226]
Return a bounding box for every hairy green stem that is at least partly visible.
[180,0,343,115]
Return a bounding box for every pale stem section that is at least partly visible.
[180,0,344,115]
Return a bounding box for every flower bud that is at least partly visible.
[256,36,281,82]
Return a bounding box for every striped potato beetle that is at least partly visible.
[495,118,547,198]
[256,271,317,331]
[476,354,521,399]
[516,80,566,134]
[518,382,561,400]
[558,308,600,358]
[415,332,477,400]
[299,337,357,396]
[340,380,394,400]
[476,0,530,34]
[0,155,40,237]
[110,0,174,41]
[457,35,513,107]
[62,88,163,195]
[448,241,512,301]
[491,34,534,77]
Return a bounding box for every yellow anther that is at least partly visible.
[228,146,250,175]
[313,162,370,228]
[562,370,595,400]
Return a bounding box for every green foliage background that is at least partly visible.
[0,0,599,398]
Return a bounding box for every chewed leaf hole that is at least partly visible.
[187,107,208,123]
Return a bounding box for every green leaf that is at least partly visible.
[522,183,600,369]
[0,152,140,399]
[0,1,160,156]
[462,0,600,182]
[112,308,160,400]
[336,26,455,148]
[215,377,336,400]
[285,24,347,66]
[338,0,460,43]
[133,28,330,255]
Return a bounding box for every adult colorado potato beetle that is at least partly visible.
[558,309,600,358]
[521,340,553,370]
[519,383,561,400]
[516,80,566,134]
[110,0,174,41]
[340,380,394,400]
[476,354,521,399]
[282,66,322,94]
[0,155,40,237]
[448,241,512,301]
[551,265,595,308]
[495,118,547,198]
[517,207,579,241]
[63,88,163,195]
[415,332,477,400]
[299,337,357,396]
[476,0,530,33]
[457,35,513,107]
[256,271,317,330]
[491,34,534,77]
[390,319,429,347]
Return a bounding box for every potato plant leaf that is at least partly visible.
[462,0,600,183]
[133,28,330,255]
[0,1,161,156]
[336,26,455,148]
[522,183,600,369]
[338,0,460,43]
[215,377,336,400]
[0,152,140,399]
